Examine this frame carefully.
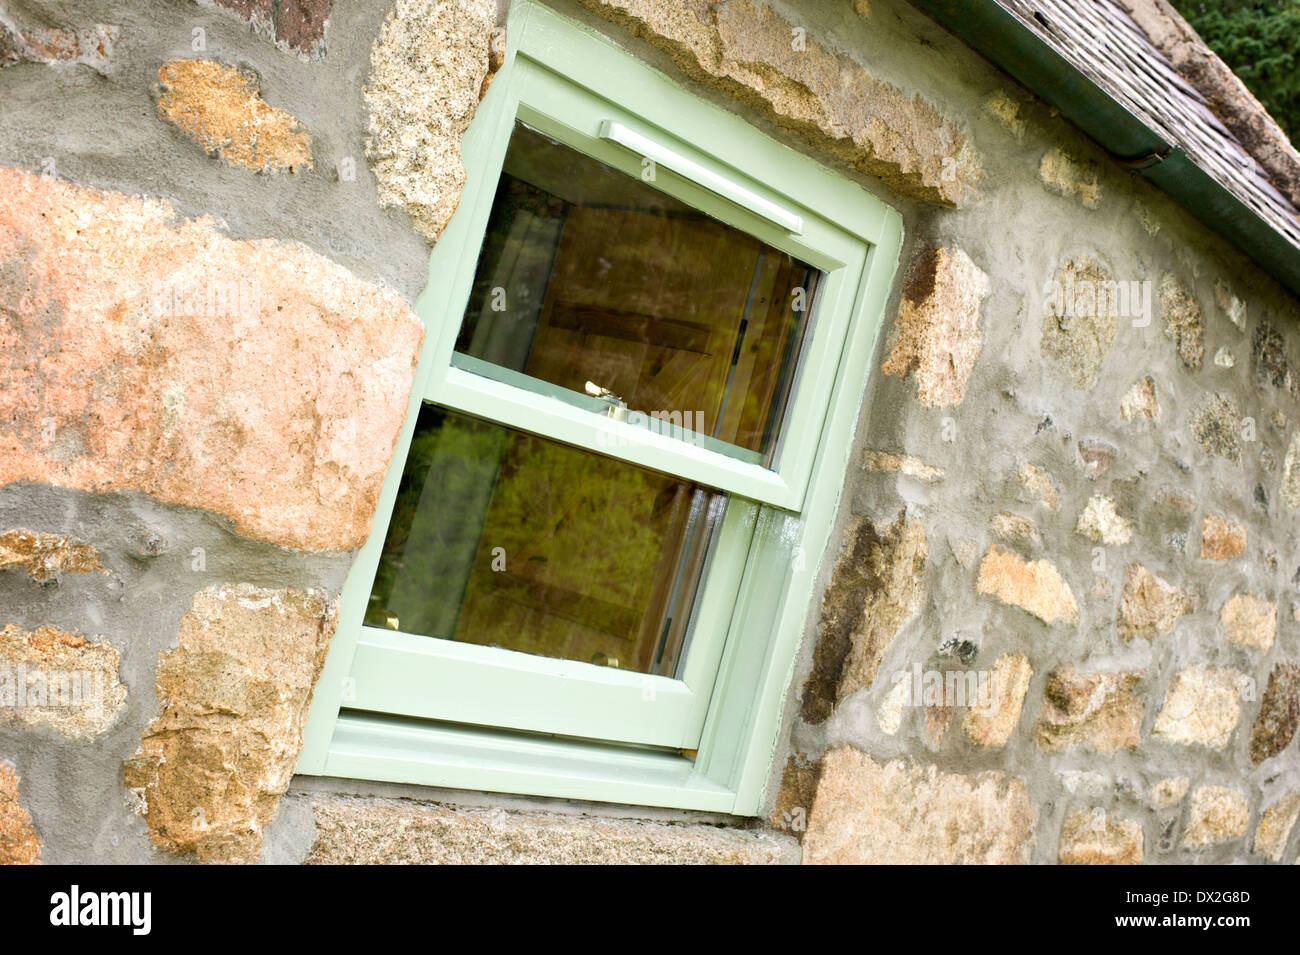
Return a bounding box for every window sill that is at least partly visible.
[310,711,741,814]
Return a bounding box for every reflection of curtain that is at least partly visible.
[463,199,565,373]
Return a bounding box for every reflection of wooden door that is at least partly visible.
[525,207,757,439]
[524,206,809,452]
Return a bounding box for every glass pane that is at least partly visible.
[456,121,820,466]
[367,404,725,677]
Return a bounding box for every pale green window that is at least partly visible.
[298,0,902,815]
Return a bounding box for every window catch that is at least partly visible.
[584,380,627,421]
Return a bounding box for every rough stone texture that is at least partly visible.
[123,585,337,864]
[949,536,979,568]
[990,512,1038,544]
[0,763,39,864]
[1252,324,1286,383]
[0,16,117,73]
[770,754,822,836]
[1254,321,1294,393]
[1149,777,1189,807]
[1156,484,1197,516]
[881,247,990,408]
[1249,663,1299,765]
[1075,495,1134,546]
[963,653,1032,747]
[1159,273,1205,370]
[0,0,456,866]
[305,794,796,864]
[862,449,943,482]
[1035,667,1143,753]
[976,545,1078,626]
[1038,149,1100,207]
[1018,462,1059,510]
[1,0,1297,867]
[0,167,423,553]
[1154,667,1243,749]
[1200,514,1247,560]
[202,0,333,58]
[1120,376,1160,420]
[1041,257,1117,389]
[754,0,1300,868]
[1076,439,1116,479]
[801,512,926,723]
[1184,785,1249,848]
[363,0,497,241]
[1254,791,1300,862]
[1215,279,1248,330]
[802,748,1035,864]
[1220,593,1276,653]
[0,529,103,584]
[877,679,907,735]
[1190,393,1242,463]
[1136,203,1161,235]
[922,702,953,749]
[1059,808,1143,864]
[156,59,313,174]
[1283,434,1300,510]
[0,624,127,739]
[577,0,981,206]
[984,90,1025,138]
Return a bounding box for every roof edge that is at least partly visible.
[1117,0,1300,209]
[908,0,1300,300]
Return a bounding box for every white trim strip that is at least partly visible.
[598,119,804,234]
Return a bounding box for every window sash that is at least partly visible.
[297,0,903,814]
[448,353,769,468]
[345,498,757,749]
[421,60,870,509]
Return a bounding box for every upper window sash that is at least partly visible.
[417,52,870,510]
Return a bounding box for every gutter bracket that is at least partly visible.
[1119,146,1175,171]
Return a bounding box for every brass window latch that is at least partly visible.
[584,380,627,421]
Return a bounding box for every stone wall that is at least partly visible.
[0,0,436,864]
[0,0,1295,864]
[767,0,1300,867]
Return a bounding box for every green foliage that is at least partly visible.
[368,406,510,637]
[1171,0,1300,144]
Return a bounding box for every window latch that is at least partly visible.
[597,120,804,235]
[584,380,627,421]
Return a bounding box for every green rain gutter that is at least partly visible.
[909,0,1300,299]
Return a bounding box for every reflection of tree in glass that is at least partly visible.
[369,402,683,668]
[456,432,677,664]
[472,432,664,609]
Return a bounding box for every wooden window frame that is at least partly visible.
[297,0,903,816]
